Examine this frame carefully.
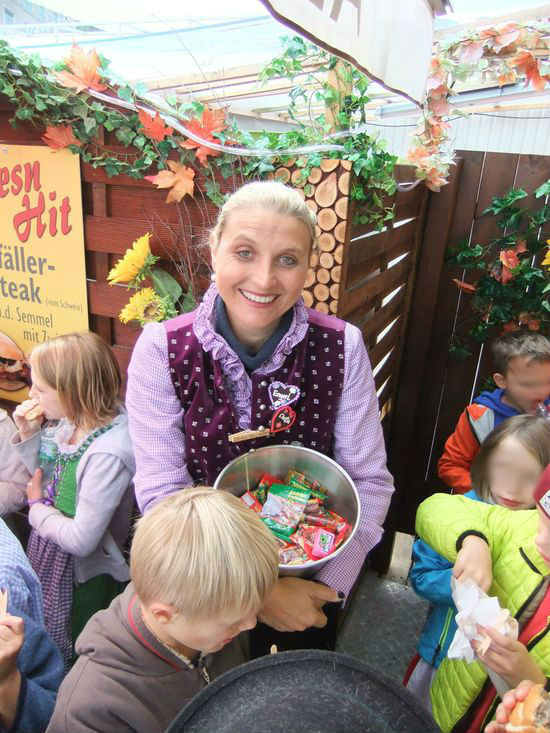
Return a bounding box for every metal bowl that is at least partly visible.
[213,445,361,578]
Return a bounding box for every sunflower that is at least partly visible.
[119,288,173,325]
[542,242,550,268]
[108,233,158,286]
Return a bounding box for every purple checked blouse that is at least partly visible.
[126,285,394,596]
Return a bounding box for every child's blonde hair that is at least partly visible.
[131,487,279,618]
[30,331,121,430]
[471,415,550,501]
[210,180,317,251]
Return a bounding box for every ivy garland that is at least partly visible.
[0,37,398,231]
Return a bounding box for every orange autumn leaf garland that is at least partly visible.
[408,20,550,191]
[138,109,174,142]
[145,161,195,203]
[180,106,227,166]
[54,43,107,93]
[42,124,82,150]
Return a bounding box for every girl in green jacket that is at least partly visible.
[415,465,550,733]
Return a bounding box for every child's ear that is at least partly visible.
[148,602,178,625]
[493,372,507,390]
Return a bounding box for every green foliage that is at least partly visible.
[447,184,550,358]
[0,35,397,233]
[260,36,397,230]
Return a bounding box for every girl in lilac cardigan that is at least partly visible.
[12,332,135,667]
[126,181,394,653]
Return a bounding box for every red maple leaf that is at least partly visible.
[42,124,82,150]
[54,43,107,93]
[138,109,174,142]
[145,160,195,204]
[452,278,476,293]
[510,50,550,91]
[481,23,520,53]
[180,106,227,166]
[519,312,541,331]
[458,40,484,64]
[500,249,520,269]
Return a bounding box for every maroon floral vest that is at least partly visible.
[165,308,346,485]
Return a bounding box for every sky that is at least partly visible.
[1,1,547,88]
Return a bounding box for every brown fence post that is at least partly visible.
[384,158,463,539]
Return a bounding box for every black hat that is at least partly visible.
[166,650,439,733]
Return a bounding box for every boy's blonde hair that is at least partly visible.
[131,487,279,618]
[492,332,550,375]
[471,415,550,501]
[210,181,317,251]
[30,331,121,430]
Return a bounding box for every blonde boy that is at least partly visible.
[46,488,279,733]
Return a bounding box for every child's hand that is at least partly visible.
[472,627,546,689]
[453,535,492,592]
[13,399,43,440]
[0,615,24,684]
[25,468,43,503]
[485,680,537,732]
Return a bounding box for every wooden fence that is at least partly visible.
[386,150,550,537]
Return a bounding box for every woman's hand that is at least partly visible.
[472,627,546,688]
[13,399,42,441]
[453,535,492,592]
[258,577,341,632]
[25,468,43,503]
[485,680,537,732]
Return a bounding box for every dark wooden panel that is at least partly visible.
[359,287,406,340]
[338,254,411,318]
[368,316,402,368]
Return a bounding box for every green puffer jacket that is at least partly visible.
[415,494,550,733]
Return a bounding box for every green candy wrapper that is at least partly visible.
[260,483,311,540]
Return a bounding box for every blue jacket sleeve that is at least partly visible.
[4,613,64,733]
[409,538,454,607]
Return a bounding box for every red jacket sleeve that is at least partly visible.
[437,408,481,494]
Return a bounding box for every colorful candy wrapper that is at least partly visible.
[304,498,323,515]
[312,528,336,558]
[278,542,308,565]
[334,522,352,549]
[260,483,311,540]
[254,473,280,505]
[305,513,339,532]
[240,490,263,514]
[285,470,327,495]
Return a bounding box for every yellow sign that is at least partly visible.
[0,144,88,402]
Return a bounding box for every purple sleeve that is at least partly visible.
[126,323,194,512]
[314,323,394,597]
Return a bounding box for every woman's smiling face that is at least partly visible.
[211,207,311,348]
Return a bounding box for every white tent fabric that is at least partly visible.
[259,0,435,105]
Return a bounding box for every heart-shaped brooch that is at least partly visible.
[271,405,297,433]
[268,381,300,409]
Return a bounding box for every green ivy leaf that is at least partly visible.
[535,181,550,198]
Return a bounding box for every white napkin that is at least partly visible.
[448,578,518,697]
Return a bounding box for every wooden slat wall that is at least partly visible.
[386,150,550,536]
[338,166,429,431]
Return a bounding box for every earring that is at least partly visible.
[210,272,216,282]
